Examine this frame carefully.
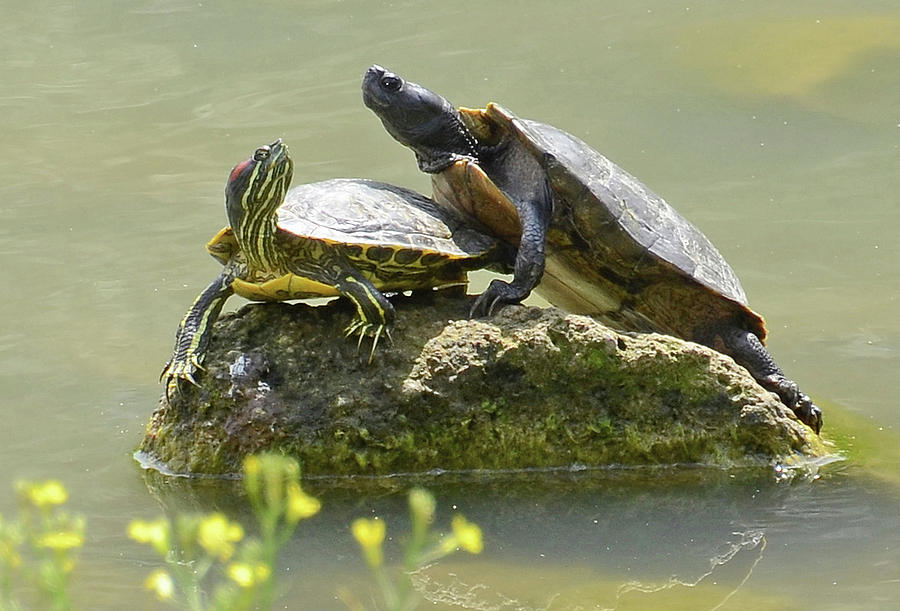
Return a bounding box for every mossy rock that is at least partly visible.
[138,292,829,476]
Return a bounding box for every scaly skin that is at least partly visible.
[161,267,236,399]
[362,65,823,434]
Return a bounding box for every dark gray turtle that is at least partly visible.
[362,65,821,433]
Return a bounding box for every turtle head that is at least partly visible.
[225,138,293,234]
[362,65,478,173]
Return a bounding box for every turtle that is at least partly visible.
[161,138,511,393]
[362,65,822,433]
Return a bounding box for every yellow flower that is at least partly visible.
[128,518,171,557]
[226,561,271,588]
[408,488,436,527]
[197,513,243,561]
[351,518,385,568]
[227,562,254,588]
[243,453,303,514]
[144,568,175,600]
[352,517,385,547]
[36,530,84,551]
[286,481,321,523]
[19,480,68,508]
[451,515,483,554]
[243,454,261,479]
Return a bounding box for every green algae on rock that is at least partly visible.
[138,292,829,476]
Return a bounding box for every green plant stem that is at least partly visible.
[416,544,454,567]
[34,548,71,611]
[245,508,284,611]
[0,570,17,611]
[170,555,212,611]
[373,565,399,610]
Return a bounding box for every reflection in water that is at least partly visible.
[318,465,895,608]
[609,530,766,609]
[412,530,768,610]
[138,465,898,609]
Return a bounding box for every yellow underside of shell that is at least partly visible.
[230,274,339,302]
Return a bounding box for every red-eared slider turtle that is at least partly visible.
[162,138,511,392]
[362,66,822,433]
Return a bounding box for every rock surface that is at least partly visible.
[139,292,829,476]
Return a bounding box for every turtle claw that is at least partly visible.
[343,318,390,365]
[470,278,529,318]
[470,292,500,319]
[183,372,201,388]
[368,325,387,365]
[344,319,366,338]
[762,374,822,434]
[160,361,172,384]
[160,354,205,403]
[793,394,823,434]
[163,373,202,404]
[164,379,179,404]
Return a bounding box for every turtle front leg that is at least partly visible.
[288,257,395,364]
[161,270,235,398]
[720,327,823,433]
[335,273,396,364]
[470,180,552,318]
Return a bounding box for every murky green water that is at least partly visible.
[2,1,898,608]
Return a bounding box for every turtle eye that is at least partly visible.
[381,75,402,92]
[253,146,270,161]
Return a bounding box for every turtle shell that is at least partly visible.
[276,178,496,260]
[439,104,766,342]
[206,178,502,302]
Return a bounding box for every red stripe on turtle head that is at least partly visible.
[228,159,253,185]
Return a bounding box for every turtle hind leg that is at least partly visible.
[719,327,822,433]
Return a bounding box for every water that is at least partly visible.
[1,0,898,608]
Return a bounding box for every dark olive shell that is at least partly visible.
[450,104,767,342]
